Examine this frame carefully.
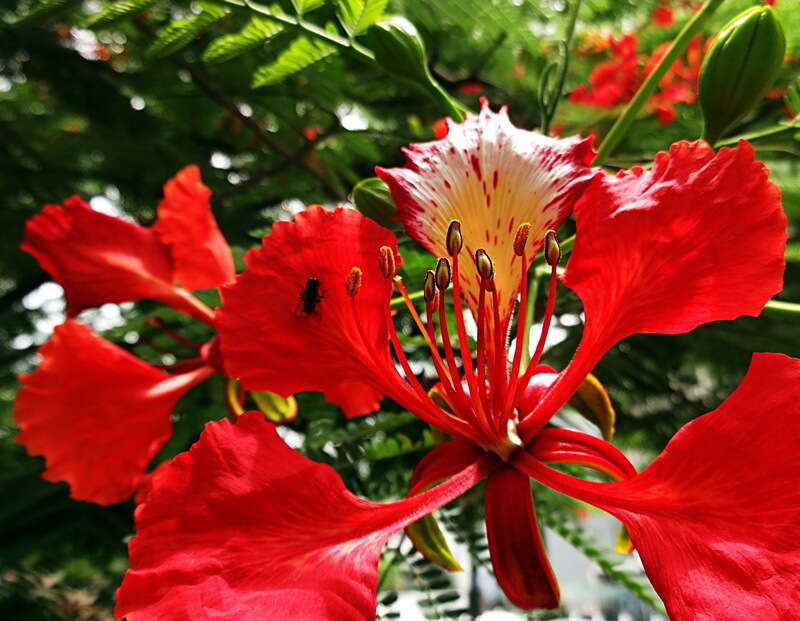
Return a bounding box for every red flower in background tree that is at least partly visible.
[15,166,233,504]
[113,102,799,620]
[571,32,706,125]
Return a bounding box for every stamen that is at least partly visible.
[446,220,463,256]
[475,248,494,280]
[513,222,531,257]
[436,263,472,414]
[344,266,363,297]
[394,277,463,407]
[423,269,437,340]
[434,257,452,291]
[378,245,397,279]
[544,230,561,267]
[500,243,531,425]
[450,251,486,427]
[423,269,437,304]
[516,231,561,402]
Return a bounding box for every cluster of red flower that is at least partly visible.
[14,100,800,619]
[570,30,706,125]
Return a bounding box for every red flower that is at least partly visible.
[571,33,706,124]
[652,6,674,27]
[15,166,236,503]
[119,104,792,618]
[21,165,234,325]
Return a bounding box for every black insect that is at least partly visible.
[296,277,323,318]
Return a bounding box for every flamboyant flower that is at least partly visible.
[15,166,234,504]
[571,33,705,125]
[116,102,796,620]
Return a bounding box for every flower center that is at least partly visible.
[352,220,561,460]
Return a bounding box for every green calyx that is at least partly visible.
[699,6,786,146]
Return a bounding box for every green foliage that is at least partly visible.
[146,1,231,58]
[251,31,337,87]
[203,15,284,63]
[336,0,388,36]
[84,0,161,27]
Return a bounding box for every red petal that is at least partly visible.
[21,196,214,323]
[521,141,786,436]
[155,165,235,290]
[323,381,383,418]
[377,99,595,322]
[217,206,401,402]
[514,353,800,620]
[485,466,559,609]
[408,438,485,494]
[115,412,497,620]
[14,320,212,504]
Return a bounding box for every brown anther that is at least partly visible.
[475,248,494,280]
[423,269,437,302]
[544,230,561,267]
[344,267,363,297]
[435,257,451,291]
[513,222,531,256]
[446,220,463,256]
[378,246,396,278]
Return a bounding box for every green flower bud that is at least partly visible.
[699,6,786,146]
[352,177,396,228]
[364,17,432,87]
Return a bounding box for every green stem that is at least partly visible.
[542,0,584,134]
[761,300,800,320]
[715,122,798,147]
[592,0,726,166]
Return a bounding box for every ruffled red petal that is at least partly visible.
[520,140,786,436]
[217,206,401,402]
[21,196,214,323]
[155,165,235,291]
[485,467,559,609]
[115,412,497,620]
[22,196,173,315]
[14,320,213,504]
[377,99,595,322]
[514,353,800,620]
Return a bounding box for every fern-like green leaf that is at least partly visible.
[203,16,283,64]
[291,0,325,15]
[17,0,81,22]
[85,0,160,27]
[251,34,336,87]
[336,0,387,36]
[146,1,230,59]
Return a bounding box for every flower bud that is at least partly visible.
[423,269,436,302]
[699,6,786,145]
[352,177,396,228]
[378,246,396,279]
[475,249,494,280]
[446,220,463,256]
[364,17,433,90]
[434,258,451,291]
[513,223,531,256]
[544,231,560,267]
[344,267,363,297]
